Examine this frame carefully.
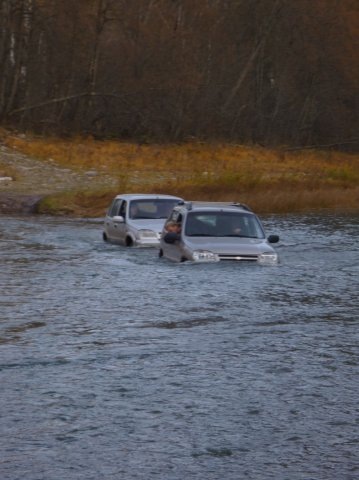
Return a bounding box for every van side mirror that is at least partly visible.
[163,232,181,244]
[267,234,279,243]
[113,215,124,223]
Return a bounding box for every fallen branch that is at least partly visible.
[8,91,140,115]
[284,139,359,151]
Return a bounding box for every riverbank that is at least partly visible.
[1,129,358,216]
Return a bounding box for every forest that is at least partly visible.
[0,0,358,150]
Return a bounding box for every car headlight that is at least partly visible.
[137,229,158,239]
[258,252,278,264]
[192,250,220,262]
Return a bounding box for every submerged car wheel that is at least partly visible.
[125,236,134,247]
[102,232,108,242]
[158,249,163,258]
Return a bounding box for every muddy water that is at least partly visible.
[0,213,358,480]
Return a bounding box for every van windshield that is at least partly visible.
[129,199,180,219]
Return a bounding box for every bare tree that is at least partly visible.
[0,0,357,149]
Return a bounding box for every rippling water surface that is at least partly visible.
[1,213,358,480]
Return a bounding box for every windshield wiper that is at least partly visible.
[186,233,216,237]
[223,234,259,238]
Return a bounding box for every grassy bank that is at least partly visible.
[1,129,358,216]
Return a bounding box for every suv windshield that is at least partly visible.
[184,211,265,238]
[129,199,180,219]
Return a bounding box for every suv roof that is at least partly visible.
[175,201,253,214]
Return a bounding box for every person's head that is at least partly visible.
[166,221,181,233]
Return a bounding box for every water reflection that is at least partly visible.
[0,214,358,480]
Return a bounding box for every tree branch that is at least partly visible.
[8,91,137,115]
[222,0,282,112]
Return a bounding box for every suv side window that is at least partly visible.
[166,210,178,222]
[173,212,183,223]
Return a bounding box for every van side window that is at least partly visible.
[109,199,122,217]
[119,201,127,218]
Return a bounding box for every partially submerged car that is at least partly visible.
[103,194,183,246]
[159,201,279,263]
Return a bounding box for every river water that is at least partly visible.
[0,213,358,480]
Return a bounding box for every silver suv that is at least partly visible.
[159,201,279,263]
[103,194,183,246]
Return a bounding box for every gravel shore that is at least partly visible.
[0,144,114,214]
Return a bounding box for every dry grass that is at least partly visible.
[2,129,359,216]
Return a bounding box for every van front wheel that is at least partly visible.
[125,236,134,247]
